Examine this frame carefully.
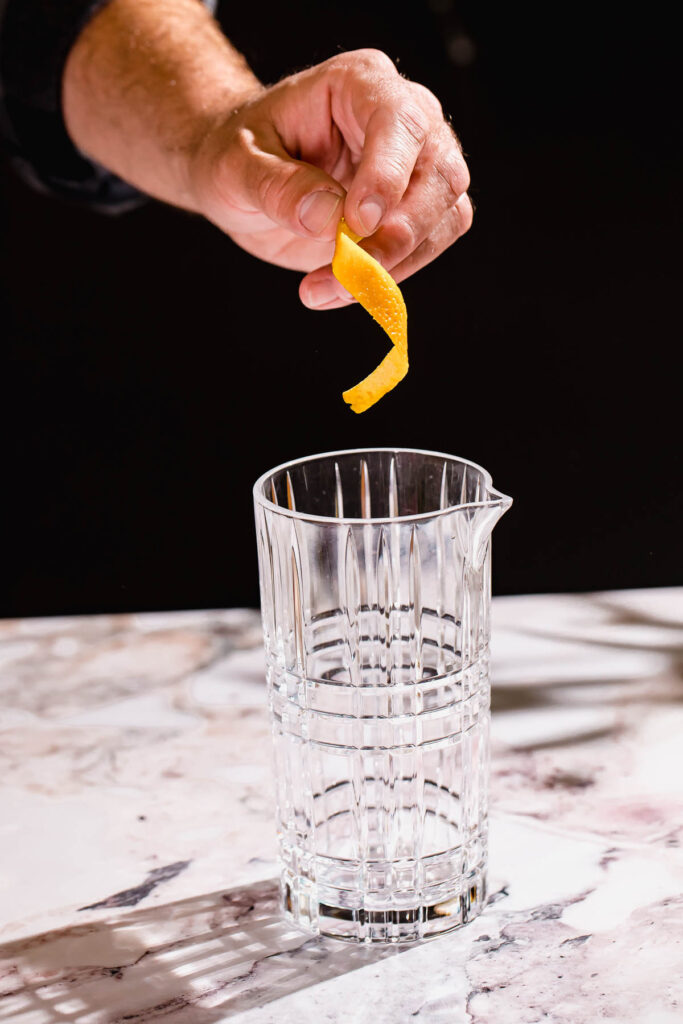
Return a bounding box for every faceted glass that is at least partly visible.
[253,448,511,943]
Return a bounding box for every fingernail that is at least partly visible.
[299,191,341,235]
[304,279,352,309]
[358,195,385,234]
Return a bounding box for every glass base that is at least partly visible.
[282,866,487,944]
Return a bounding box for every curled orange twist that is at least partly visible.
[332,219,408,413]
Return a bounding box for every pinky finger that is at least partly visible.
[388,193,473,284]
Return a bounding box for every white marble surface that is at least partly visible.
[1,589,682,1022]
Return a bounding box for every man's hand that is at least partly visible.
[64,2,472,312]
[191,49,472,310]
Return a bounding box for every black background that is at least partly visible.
[1,0,680,617]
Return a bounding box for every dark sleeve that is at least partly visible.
[0,0,144,212]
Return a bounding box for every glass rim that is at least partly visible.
[253,446,512,526]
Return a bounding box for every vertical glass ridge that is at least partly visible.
[334,461,344,519]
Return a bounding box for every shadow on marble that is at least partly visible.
[510,591,683,655]
[491,645,683,720]
[507,724,620,753]
[490,674,657,714]
[0,879,404,1023]
[593,594,683,634]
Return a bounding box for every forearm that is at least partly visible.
[62,0,262,210]
[62,14,472,300]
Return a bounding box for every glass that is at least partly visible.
[253,448,511,943]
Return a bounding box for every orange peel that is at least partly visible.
[332,218,408,413]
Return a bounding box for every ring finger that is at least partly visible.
[386,193,473,283]
[361,137,469,271]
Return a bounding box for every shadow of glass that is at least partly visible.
[0,878,404,1022]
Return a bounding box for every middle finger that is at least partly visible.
[361,128,469,270]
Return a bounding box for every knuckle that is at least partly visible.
[325,52,350,73]
[418,234,440,261]
[454,162,471,197]
[410,81,443,119]
[256,168,281,211]
[352,48,396,75]
[231,124,258,160]
[371,155,413,199]
[458,195,474,233]
[389,215,419,253]
[330,48,396,79]
[258,163,295,216]
[459,162,472,194]
[438,153,471,200]
[324,55,351,92]
[443,123,467,161]
[396,104,429,148]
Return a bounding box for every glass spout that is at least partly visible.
[487,487,514,512]
[468,487,513,570]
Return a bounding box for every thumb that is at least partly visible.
[221,127,345,240]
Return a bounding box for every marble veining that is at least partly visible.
[78,861,193,912]
[1,590,682,1022]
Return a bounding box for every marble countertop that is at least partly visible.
[1,588,682,1023]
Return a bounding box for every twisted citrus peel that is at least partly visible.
[332,218,408,413]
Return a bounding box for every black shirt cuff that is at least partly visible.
[0,0,145,212]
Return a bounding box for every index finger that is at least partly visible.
[328,51,439,237]
[343,100,430,237]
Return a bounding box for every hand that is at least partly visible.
[189,49,473,310]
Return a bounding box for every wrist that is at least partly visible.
[181,86,265,215]
[184,89,261,222]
